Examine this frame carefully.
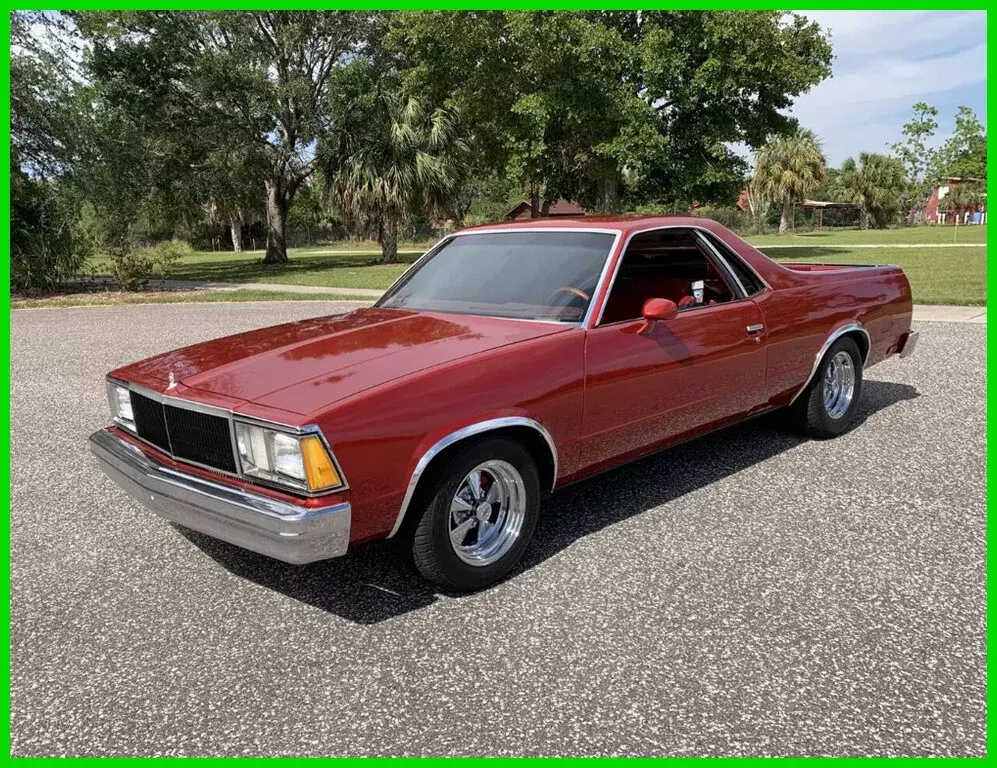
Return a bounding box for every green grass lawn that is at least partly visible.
[91,246,424,290]
[746,224,987,247]
[11,288,367,309]
[88,225,986,305]
[171,251,418,289]
[767,246,986,306]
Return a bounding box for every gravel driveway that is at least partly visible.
[10,302,985,756]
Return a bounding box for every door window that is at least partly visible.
[599,229,737,325]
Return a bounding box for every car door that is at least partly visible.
[578,232,769,471]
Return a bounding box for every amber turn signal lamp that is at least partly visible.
[301,435,342,491]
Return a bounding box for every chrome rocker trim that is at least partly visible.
[89,428,350,564]
[789,323,871,406]
[387,416,558,539]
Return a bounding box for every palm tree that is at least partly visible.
[742,175,769,234]
[754,128,828,233]
[320,84,468,263]
[835,152,908,229]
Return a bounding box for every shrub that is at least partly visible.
[109,250,155,291]
[110,239,194,291]
[148,238,194,276]
[693,205,749,233]
[11,168,95,292]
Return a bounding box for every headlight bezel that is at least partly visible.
[106,379,137,433]
[233,418,348,496]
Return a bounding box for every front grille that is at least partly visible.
[128,391,236,474]
[131,391,170,453]
[163,404,237,473]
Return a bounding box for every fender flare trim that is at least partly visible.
[387,417,558,539]
[789,322,871,405]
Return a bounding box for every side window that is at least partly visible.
[599,229,737,325]
[701,232,765,296]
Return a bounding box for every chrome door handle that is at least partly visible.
[746,324,764,335]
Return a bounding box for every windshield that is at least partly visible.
[377,231,617,322]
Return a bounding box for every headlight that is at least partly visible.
[106,380,135,431]
[235,422,343,493]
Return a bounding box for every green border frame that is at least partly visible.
[2,4,991,759]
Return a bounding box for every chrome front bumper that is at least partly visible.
[899,330,919,359]
[88,428,350,564]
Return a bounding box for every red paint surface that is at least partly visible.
[107,217,914,545]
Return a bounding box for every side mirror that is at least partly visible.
[638,297,678,334]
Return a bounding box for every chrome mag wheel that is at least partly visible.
[823,350,856,419]
[448,460,527,566]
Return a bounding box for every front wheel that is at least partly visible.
[786,336,864,438]
[408,438,541,592]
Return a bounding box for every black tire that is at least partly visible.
[786,336,864,439]
[408,438,541,592]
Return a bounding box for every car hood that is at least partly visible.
[113,308,572,416]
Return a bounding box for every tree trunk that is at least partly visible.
[229,213,244,253]
[264,180,290,264]
[597,176,620,213]
[540,198,551,217]
[779,202,790,234]
[530,182,541,219]
[379,217,399,263]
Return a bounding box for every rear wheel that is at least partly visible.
[786,336,864,438]
[408,438,540,592]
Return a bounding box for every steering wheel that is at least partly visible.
[548,286,591,306]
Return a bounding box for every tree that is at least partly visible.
[76,11,367,263]
[891,102,939,219]
[319,63,469,262]
[754,128,828,233]
[10,11,83,179]
[935,106,986,181]
[199,148,267,252]
[617,11,831,209]
[391,11,831,217]
[11,156,97,291]
[10,13,98,289]
[391,12,638,217]
[742,176,770,234]
[835,152,907,229]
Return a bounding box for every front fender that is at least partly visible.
[387,410,558,538]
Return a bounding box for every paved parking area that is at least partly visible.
[10,303,985,756]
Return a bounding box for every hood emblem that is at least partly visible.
[167,371,177,390]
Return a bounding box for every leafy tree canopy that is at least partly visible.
[754,128,828,233]
[836,152,907,229]
[74,10,369,263]
[390,10,831,214]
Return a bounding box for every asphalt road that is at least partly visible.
[10,303,985,757]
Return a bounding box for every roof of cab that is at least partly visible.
[458,215,726,236]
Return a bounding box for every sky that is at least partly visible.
[788,10,987,167]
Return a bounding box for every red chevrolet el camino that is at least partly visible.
[90,217,918,590]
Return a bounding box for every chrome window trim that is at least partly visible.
[106,377,348,496]
[694,230,748,298]
[386,416,559,539]
[698,229,773,293]
[592,224,773,327]
[788,322,871,406]
[376,227,624,329]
